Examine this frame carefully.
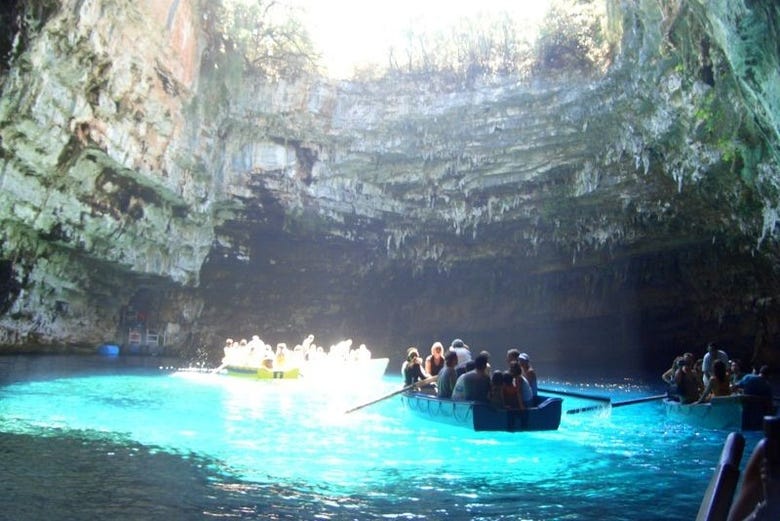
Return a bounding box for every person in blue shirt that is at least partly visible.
[735,365,772,399]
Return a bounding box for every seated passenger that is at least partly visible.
[518,353,538,398]
[726,415,780,521]
[509,361,534,408]
[662,356,682,386]
[734,365,773,400]
[501,371,522,410]
[449,338,472,371]
[436,351,459,399]
[696,359,731,403]
[729,360,745,391]
[489,371,505,409]
[451,353,491,402]
[671,358,700,404]
[402,347,431,386]
[425,342,445,376]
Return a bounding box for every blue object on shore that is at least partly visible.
[97,344,120,356]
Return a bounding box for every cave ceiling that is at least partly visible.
[0,0,779,371]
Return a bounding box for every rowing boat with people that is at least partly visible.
[301,356,389,381]
[663,394,775,431]
[224,364,301,379]
[400,392,563,432]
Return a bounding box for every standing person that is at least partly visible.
[451,353,491,402]
[425,342,445,376]
[702,342,729,386]
[518,352,538,399]
[436,351,459,398]
[402,347,430,386]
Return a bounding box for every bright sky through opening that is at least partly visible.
[293,0,555,78]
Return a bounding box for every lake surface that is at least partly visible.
[0,355,763,520]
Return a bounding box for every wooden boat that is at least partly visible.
[400,392,563,432]
[225,365,301,379]
[663,394,774,431]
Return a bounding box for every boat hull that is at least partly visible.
[225,366,301,379]
[663,395,773,431]
[401,392,563,432]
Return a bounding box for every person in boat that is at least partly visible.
[451,353,491,402]
[437,350,459,398]
[425,342,445,376]
[509,360,534,409]
[275,343,288,369]
[518,352,538,399]
[729,359,745,391]
[402,347,431,386]
[449,338,472,375]
[734,365,773,400]
[727,415,780,521]
[670,357,700,403]
[662,356,683,386]
[489,371,505,408]
[696,359,731,404]
[702,342,729,386]
[502,371,523,410]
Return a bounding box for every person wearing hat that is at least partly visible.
[402,347,431,386]
[517,352,538,399]
[449,338,472,373]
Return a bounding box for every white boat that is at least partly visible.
[300,357,389,381]
[663,394,773,431]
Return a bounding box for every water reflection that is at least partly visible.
[0,355,763,520]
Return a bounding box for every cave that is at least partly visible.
[0,0,778,378]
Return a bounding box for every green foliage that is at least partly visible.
[200,0,319,81]
[376,0,610,83]
[534,0,610,74]
[384,11,534,84]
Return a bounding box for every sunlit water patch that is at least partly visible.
[0,356,763,520]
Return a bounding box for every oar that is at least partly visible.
[345,375,437,414]
[211,362,228,374]
[538,387,611,402]
[612,394,667,407]
[566,394,667,414]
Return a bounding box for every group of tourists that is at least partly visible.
[222,334,372,370]
[401,338,539,410]
[663,342,773,404]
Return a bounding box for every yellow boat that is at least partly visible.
[225,365,301,379]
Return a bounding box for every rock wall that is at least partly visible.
[1,0,779,372]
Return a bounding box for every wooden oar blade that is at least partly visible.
[611,394,667,407]
[567,393,667,414]
[566,403,611,415]
[538,387,611,402]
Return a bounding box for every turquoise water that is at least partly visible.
[0,355,763,520]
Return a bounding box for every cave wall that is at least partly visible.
[0,0,779,373]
